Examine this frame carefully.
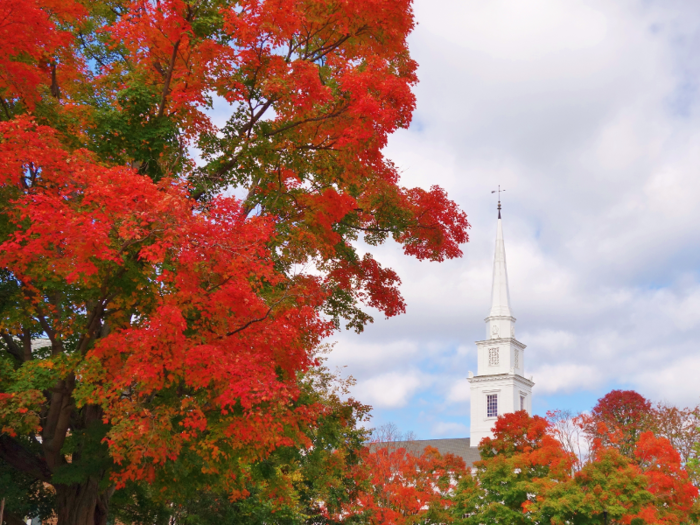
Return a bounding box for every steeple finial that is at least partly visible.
[491,185,505,219]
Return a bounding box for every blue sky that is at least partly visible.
[322,0,700,439]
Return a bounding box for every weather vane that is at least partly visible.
[491,185,505,218]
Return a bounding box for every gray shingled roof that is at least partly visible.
[370,437,481,467]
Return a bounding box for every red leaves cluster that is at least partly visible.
[0,0,471,508]
[332,445,466,525]
[0,117,329,488]
[583,389,654,455]
[479,405,698,524]
[101,0,417,140]
[480,411,576,480]
[0,0,84,106]
[630,432,699,524]
[400,186,470,261]
[0,117,186,284]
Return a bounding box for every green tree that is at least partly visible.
[451,411,574,525]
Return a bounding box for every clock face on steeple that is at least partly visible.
[491,325,499,338]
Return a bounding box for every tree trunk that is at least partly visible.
[55,479,112,525]
[50,402,113,525]
[4,510,28,525]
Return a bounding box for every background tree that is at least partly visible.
[452,408,698,525]
[0,0,470,523]
[451,411,575,525]
[581,390,654,459]
[369,422,417,447]
[629,431,699,524]
[532,431,698,524]
[333,444,466,525]
[528,446,653,525]
[652,402,700,486]
[547,409,592,472]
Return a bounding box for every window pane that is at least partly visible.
[487,394,498,418]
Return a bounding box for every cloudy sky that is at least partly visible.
[322,0,700,439]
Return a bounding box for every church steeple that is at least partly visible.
[468,197,534,446]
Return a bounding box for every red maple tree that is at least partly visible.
[581,390,654,458]
[332,444,467,525]
[0,0,470,523]
[629,432,699,524]
[457,404,699,525]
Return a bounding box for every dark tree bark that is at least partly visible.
[0,435,52,482]
[55,479,112,525]
[4,510,29,525]
[0,403,114,525]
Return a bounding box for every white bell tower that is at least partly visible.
[468,197,534,447]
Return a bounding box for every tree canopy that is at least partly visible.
[0,0,469,523]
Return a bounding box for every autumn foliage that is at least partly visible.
[332,444,466,525]
[1,0,697,524]
[0,0,470,523]
[581,390,655,458]
[451,402,699,525]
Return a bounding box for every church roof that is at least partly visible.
[370,437,481,467]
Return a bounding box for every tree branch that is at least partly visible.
[0,97,12,120]
[156,38,182,119]
[41,375,75,471]
[225,308,272,337]
[0,435,53,483]
[264,103,350,138]
[0,332,23,362]
[239,98,275,137]
[32,302,64,356]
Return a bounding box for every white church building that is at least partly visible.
[468,202,534,444]
[381,202,534,464]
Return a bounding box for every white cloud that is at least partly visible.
[325,0,700,434]
[446,380,472,404]
[328,340,420,374]
[530,363,601,394]
[432,421,470,437]
[635,355,700,405]
[354,372,427,408]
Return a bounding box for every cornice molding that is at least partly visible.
[476,337,526,349]
[467,373,535,387]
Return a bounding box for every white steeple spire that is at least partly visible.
[489,213,512,318]
[468,194,534,446]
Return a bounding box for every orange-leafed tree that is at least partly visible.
[528,445,654,525]
[451,411,576,525]
[456,405,699,525]
[529,431,699,524]
[653,402,700,486]
[0,0,470,523]
[629,432,700,524]
[581,390,654,459]
[331,444,467,525]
